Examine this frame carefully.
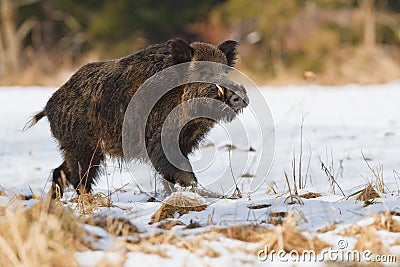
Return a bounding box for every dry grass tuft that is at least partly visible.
[0,206,6,216]
[241,172,254,178]
[354,226,389,255]
[156,220,185,230]
[94,254,127,267]
[173,234,221,258]
[340,213,400,238]
[317,224,337,233]
[86,213,140,236]
[132,214,328,258]
[247,203,271,210]
[71,193,113,215]
[129,246,172,258]
[0,188,40,201]
[269,212,288,225]
[151,193,207,224]
[390,238,400,246]
[128,232,220,258]
[0,199,87,267]
[14,193,41,201]
[265,181,279,195]
[258,214,330,254]
[356,184,380,201]
[339,224,363,236]
[216,225,272,242]
[0,188,6,196]
[300,192,322,199]
[372,212,400,232]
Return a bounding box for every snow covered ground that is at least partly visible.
[1,82,400,266]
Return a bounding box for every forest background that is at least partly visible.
[0,0,399,85]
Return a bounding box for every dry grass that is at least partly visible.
[257,214,329,254]
[141,218,329,258]
[283,172,303,205]
[127,231,220,258]
[356,184,380,201]
[362,152,387,194]
[0,198,131,266]
[265,181,279,195]
[85,213,140,236]
[241,172,254,178]
[390,238,400,246]
[70,192,113,215]
[0,199,87,267]
[339,225,363,236]
[319,156,345,197]
[151,193,207,224]
[317,224,337,233]
[268,212,288,225]
[13,194,40,201]
[156,220,185,230]
[94,255,126,267]
[173,234,221,258]
[340,213,400,240]
[130,213,330,258]
[0,187,7,196]
[0,206,6,216]
[300,192,322,199]
[372,212,400,232]
[0,190,329,264]
[247,203,271,210]
[216,225,272,242]
[354,226,389,255]
[0,188,40,201]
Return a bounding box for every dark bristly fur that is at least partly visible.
[29,39,249,198]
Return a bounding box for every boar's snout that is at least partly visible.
[229,91,249,111]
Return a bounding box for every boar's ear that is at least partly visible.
[168,39,193,64]
[218,40,238,67]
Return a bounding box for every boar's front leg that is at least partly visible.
[147,140,197,188]
[163,160,197,187]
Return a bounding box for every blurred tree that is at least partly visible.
[87,0,224,57]
[1,0,224,75]
[0,0,38,73]
[40,0,56,50]
[207,0,303,76]
[361,0,376,48]
[1,0,399,84]
[386,0,400,12]
[202,0,399,80]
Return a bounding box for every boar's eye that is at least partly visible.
[209,86,218,96]
[208,84,224,98]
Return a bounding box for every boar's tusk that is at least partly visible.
[216,84,224,96]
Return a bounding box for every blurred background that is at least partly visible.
[0,0,399,86]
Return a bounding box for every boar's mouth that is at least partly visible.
[218,84,249,113]
[181,82,248,122]
[211,84,247,123]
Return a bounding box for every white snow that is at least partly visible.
[1,82,400,266]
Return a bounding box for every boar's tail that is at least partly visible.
[23,110,46,131]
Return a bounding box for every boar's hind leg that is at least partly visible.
[51,161,70,198]
[63,147,104,196]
